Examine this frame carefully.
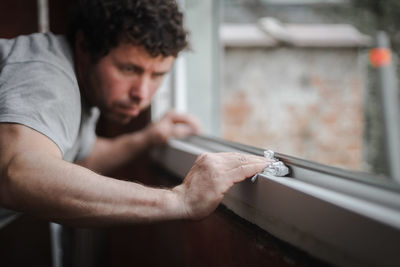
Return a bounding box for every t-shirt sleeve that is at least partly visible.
[0,61,81,157]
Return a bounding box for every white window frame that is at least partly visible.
[152,0,220,134]
[259,0,347,5]
[153,136,400,266]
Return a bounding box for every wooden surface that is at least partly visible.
[0,215,52,267]
[102,160,329,267]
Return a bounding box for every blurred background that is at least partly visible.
[168,0,400,181]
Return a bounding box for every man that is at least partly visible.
[0,0,272,227]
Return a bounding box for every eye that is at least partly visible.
[118,64,143,75]
[152,73,165,79]
[121,66,134,72]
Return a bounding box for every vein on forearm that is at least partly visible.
[2,151,182,226]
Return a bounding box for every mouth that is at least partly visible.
[116,104,141,116]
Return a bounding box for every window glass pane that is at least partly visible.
[179,0,400,183]
[185,0,220,134]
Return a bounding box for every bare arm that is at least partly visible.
[0,123,272,226]
[0,123,183,226]
[78,110,201,174]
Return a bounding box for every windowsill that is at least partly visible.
[220,23,371,48]
[153,135,400,267]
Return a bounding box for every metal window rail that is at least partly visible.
[37,0,49,33]
[153,135,400,267]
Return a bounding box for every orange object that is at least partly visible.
[369,48,391,67]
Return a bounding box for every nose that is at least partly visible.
[129,75,149,102]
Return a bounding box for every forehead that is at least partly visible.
[107,43,176,70]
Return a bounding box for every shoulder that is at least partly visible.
[0,62,82,157]
[0,34,82,157]
[0,32,75,81]
[0,33,80,110]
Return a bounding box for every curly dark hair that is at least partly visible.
[67,0,188,61]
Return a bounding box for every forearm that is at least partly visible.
[79,110,202,174]
[78,129,153,174]
[0,151,185,226]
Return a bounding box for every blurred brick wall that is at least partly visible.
[222,47,366,171]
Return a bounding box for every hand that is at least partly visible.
[145,110,201,146]
[172,152,274,220]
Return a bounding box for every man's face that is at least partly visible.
[83,43,175,124]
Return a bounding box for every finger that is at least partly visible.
[213,152,274,169]
[227,162,271,183]
[167,112,202,134]
[172,124,196,138]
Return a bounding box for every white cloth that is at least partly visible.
[251,150,289,182]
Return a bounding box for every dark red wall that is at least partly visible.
[0,0,38,38]
[0,1,51,266]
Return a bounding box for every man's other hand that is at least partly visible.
[172,152,274,220]
[145,110,201,146]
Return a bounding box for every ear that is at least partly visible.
[74,31,90,63]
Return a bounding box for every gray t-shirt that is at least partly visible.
[0,32,99,226]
